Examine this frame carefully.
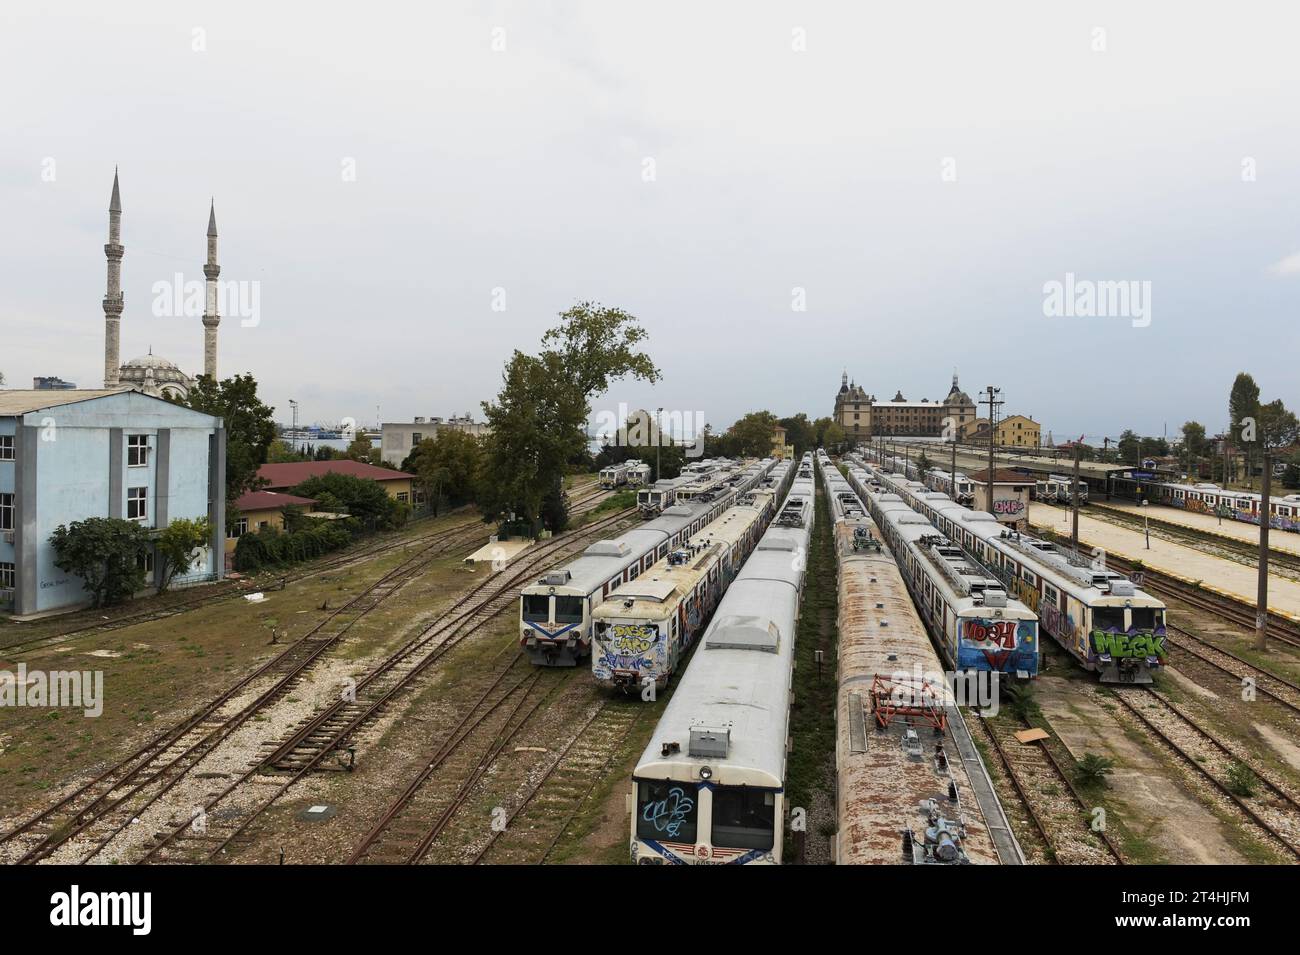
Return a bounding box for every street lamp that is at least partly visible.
[289,399,299,454]
[656,407,664,481]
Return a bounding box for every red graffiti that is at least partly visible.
[962,618,1018,649]
[982,649,1013,669]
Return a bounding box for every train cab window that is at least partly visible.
[522,595,550,622]
[1093,607,1125,631]
[710,787,775,850]
[554,596,584,624]
[636,780,699,843]
[1131,608,1164,631]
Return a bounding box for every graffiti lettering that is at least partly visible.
[992,499,1025,515]
[642,787,695,838]
[1091,629,1167,661]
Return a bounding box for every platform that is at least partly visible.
[464,538,533,566]
[1086,500,1300,558]
[1028,503,1300,623]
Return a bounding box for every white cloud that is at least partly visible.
[1268,251,1300,275]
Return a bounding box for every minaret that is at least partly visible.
[103,168,125,387]
[201,200,221,380]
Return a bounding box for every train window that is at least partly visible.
[1093,607,1125,631]
[657,543,669,560]
[1022,569,1036,586]
[554,596,584,624]
[522,595,550,622]
[628,566,640,582]
[710,787,775,850]
[637,781,699,843]
[1131,608,1163,630]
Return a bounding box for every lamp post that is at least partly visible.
[655,407,663,481]
[289,398,299,454]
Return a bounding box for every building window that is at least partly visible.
[0,493,13,531]
[396,492,409,503]
[136,549,154,574]
[0,435,13,461]
[411,432,422,445]
[127,487,148,522]
[232,517,248,538]
[127,434,150,467]
[0,561,14,589]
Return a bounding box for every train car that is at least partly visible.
[925,468,976,507]
[591,463,796,690]
[599,463,631,489]
[858,460,1166,683]
[847,467,1039,681]
[819,452,1008,865]
[626,460,653,487]
[1048,474,1089,505]
[637,475,693,519]
[521,460,776,667]
[629,471,814,865]
[1153,482,1300,533]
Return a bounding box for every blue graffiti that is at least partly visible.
[641,787,695,838]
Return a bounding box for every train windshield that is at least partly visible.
[711,788,775,850]
[554,596,584,624]
[636,781,699,843]
[1093,607,1125,631]
[521,594,550,622]
[1131,608,1164,631]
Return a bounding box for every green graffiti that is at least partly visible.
[1090,630,1167,661]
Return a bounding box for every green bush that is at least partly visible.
[233,519,354,573]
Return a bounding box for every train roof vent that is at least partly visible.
[982,588,1008,608]
[540,570,572,586]
[879,494,903,503]
[707,615,781,652]
[583,540,631,558]
[898,514,930,525]
[688,727,730,759]
[962,512,999,523]
[661,505,692,516]
[1110,578,1136,596]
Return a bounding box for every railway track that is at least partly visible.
[115,505,638,865]
[1164,625,1300,718]
[971,715,1124,865]
[0,517,490,864]
[0,513,486,658]
[0,486,610,660]
[1110,688,1300,862]
[470,697,641,865]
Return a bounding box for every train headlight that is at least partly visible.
[699,766,713,780]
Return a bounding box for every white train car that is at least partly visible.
[599,462,632,489]
[626,460,653,487]
[861,460,1165,683]
[591,462,796,690]
[1152,482,1300,533]
[846,466,1040,680]
[521,460,776,666]
[637,475,693,519]
[1048,474,1089,505]
[630,465,814,865]
[819,452,1006,865]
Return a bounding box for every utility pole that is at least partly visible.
[1072,438,1082,552]
[1257,449,1273,651]
[950,418,958,505]
[655,407,663,482]
[981,386,1002,513]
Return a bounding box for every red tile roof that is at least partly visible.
[235,490,317,512]
[257,460,414,489]
[966,468,1035,485]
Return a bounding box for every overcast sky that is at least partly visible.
[3,1,1298,444]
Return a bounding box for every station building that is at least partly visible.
[256,460,417,504]
[960,414,1042,449]
[833,371,977,443]
[0,389,226,616]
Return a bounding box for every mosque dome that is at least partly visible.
[119,348,193,399]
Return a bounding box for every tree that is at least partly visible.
[403,430,484,513]
[291,473,406,529]
[722,411,780,458]
[49,517,149,608]
[266,439,310,463]
[1181,421,1208,477]
[1229,372,1261,486]
[172,374,277,514]
[778,414,816,456]
[345,433,382,465]
[1116,429,1141,466]
[917,450,933,474]
[480,303,660,532]
[155,517,213,593]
